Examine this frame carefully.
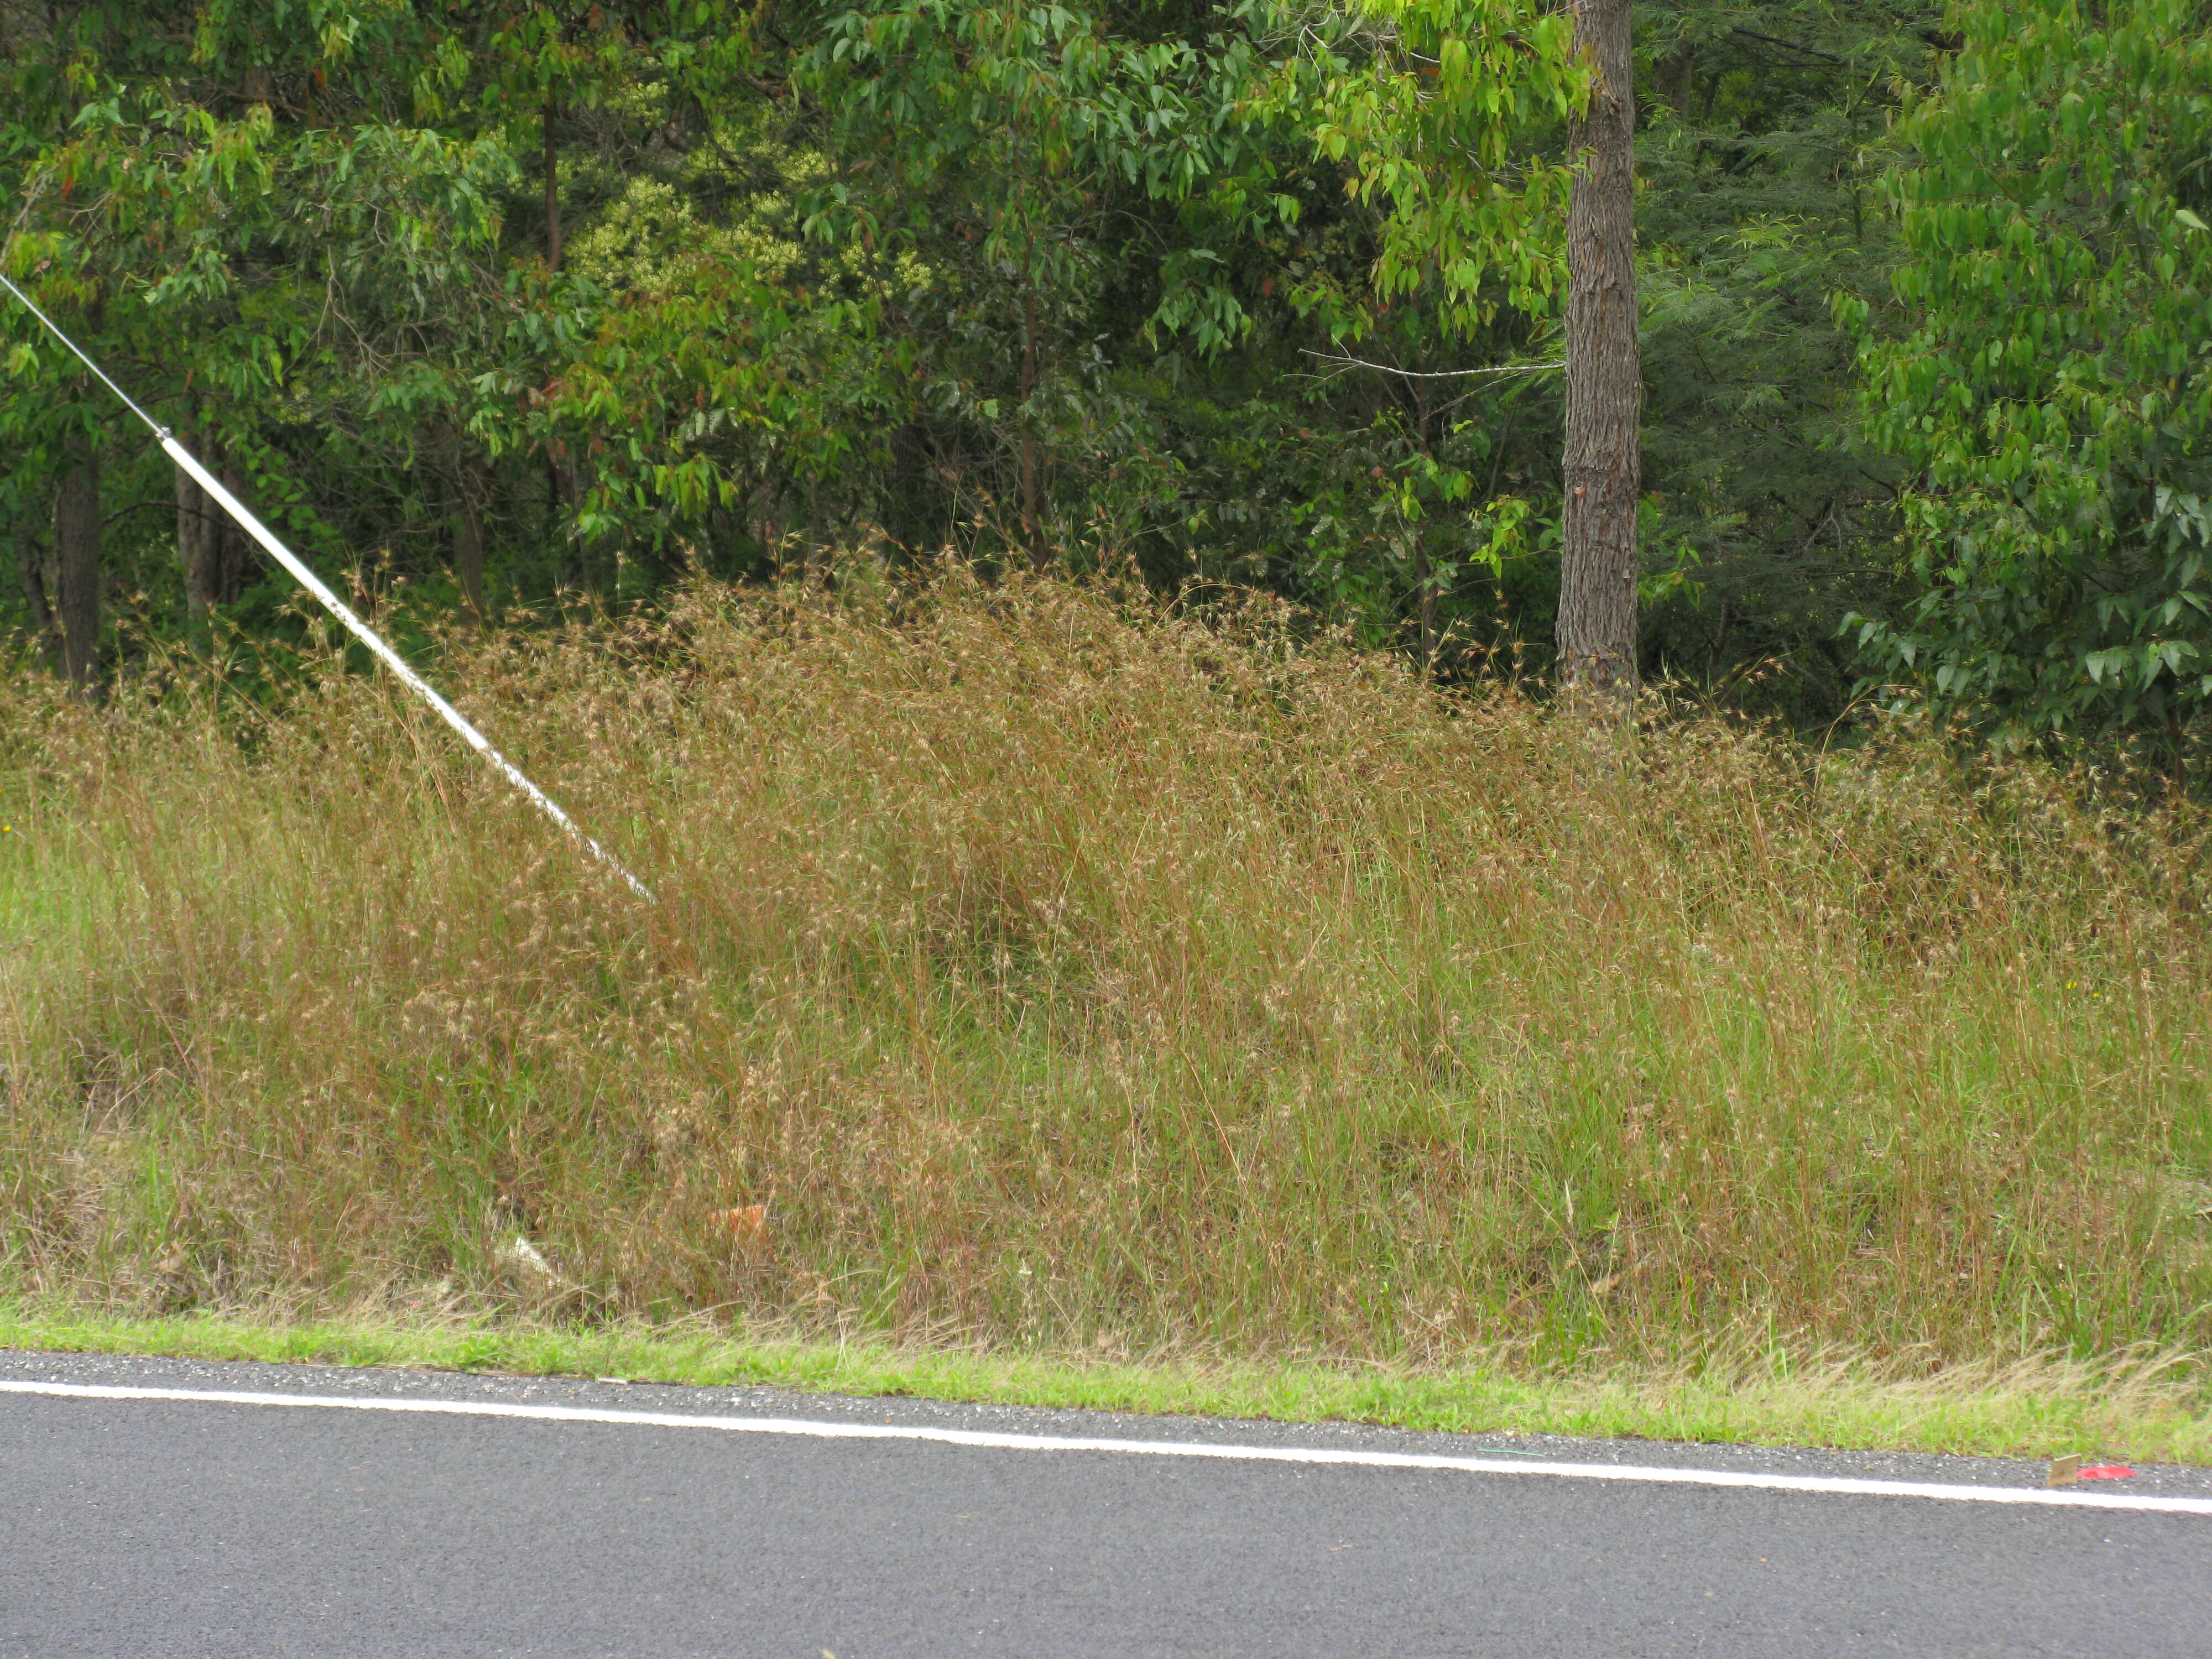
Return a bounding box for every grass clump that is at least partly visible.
[2,565,2209,1418]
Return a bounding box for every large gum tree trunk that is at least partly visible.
[53,435,101,689]
[1558,0,1641,705]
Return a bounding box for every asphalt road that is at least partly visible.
[3,1350,2209,1657]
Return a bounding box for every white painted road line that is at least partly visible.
[4,1378,2207,1517]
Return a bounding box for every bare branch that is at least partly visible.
[1729,27,1845,66]
[1300,349,1564,380]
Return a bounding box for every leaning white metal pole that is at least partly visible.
[165,444,654,900]
[1,272,652,901]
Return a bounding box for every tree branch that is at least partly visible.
[1300,350,1564,380]
[1729,27,1845,66]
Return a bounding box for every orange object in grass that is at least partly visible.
[710,1203,770,1244]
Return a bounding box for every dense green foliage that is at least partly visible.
[1843,0,2212,759]
[3,1,2206,744]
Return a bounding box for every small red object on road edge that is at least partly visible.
[2078,1465,2135,1480]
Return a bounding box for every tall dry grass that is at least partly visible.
[3,565,2209,1373]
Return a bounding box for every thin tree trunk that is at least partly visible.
[1019,284,1042,568]
[14,522,60,674]
[1558,0,1641,706]
[217,463,254,601]
[1414,532,1435,675]
[1415,380,1437,676]
[53,435,101,690]
[542,87,587,580]
[185,448,255,614]
[451,455,489,625]
[544,83,564,274]
[178,430,223,622]
[15,525,55,633]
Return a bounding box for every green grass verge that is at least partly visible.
[4,1303,2208,1465]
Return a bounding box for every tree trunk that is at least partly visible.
[544,83,564,274]
[15,521,58,671]
[1558,0,1641,706]
[542,91,588,571]
[217,463,253,600]
[178,432,223,621]
[1414,531,1435,676]
[182,439,255,619]
[538,80,585,571]
[53,436,101,690]
[1019,284,1042,568]
[451,453,489,625]
[1414,379,1436,676]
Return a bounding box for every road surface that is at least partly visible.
[3,1349,2208,1656]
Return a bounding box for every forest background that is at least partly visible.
[8,0,2172,733]
[10,0,2208,760]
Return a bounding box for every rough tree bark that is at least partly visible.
[1558,0,1641,706]
[52,434,101,690]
